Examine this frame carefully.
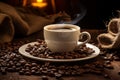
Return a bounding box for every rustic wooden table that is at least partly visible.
[0,29,120,80]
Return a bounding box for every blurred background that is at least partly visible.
[1,0,120,29]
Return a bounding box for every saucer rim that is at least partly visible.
[18,42,100,62]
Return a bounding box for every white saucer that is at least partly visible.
[19,42,100,62]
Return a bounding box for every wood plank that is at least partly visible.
[0,73,108,80]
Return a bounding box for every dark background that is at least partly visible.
[1,0,120,29]
[54,0,120,29]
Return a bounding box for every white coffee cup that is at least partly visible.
[44,24,91,52]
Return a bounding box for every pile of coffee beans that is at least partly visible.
[0,39,120,80]
[100,49,120,69]
[25,40,95,59]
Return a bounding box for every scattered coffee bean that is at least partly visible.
[1,67,6,75]
[25,63,31,67]
[104,60,111,64]
[16,67,21,71]
[25,71,31,75]
[31,66,37,70]
[16,63,21,67]
[41,75,49,80]
[55,72,62,78]
[104,64,114,69]
[7,67,14,72]
[31,69,36,74]
[19,60,26,65]
[103,57,109,60]
[31,62,37,66]
[103,74,109,78]
[19,70,24,75]
[113,56,120,61]
[0,39,120,79]
[35,71,41,75]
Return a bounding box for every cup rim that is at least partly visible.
[44,24,80,32]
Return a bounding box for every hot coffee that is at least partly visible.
[47,26,76,32]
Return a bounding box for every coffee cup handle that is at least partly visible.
[78,31,91,46]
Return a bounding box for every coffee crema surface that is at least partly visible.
[47,26,76,32]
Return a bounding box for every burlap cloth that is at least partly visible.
[97,18,120,49]
[0,2,66,43]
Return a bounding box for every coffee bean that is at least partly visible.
[7,67,14,72]
[31,70,36,74]
[15,54,22,58]
[12,65,16,69]
[47,70,55,77]
[25,71,31,75]
[59,66,65,70]
[31,63,37,66]
[1,62,7,67]
[54,73,62,79]
[99,51,105,56]
[58,70,64,75]
[25,63,31,67]
[41,75,49,80]
[103,74,109,78]
[37,39,43,43]
[113,56,120,61]
[93,70,102,75]
[0,39,119,79]
[42,70,48,74]
[31,67,37,70]
[104,60,111,64]
[9,61,14,66]
[71,71,76,75]
[9,53,16,59]
[104,64,114,69]
[35,70,41,75]
[16,67,21,71]
[16,63,21,67]
[64,71,70,76]
[103,57,109,60]
[19,60,26,65]
[1,67,6,75]
[73,65,79,69]
[19,70,24,75]
[44,62,50,67]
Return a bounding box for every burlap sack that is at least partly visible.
[97,18,120,48]
[0,2,62,43]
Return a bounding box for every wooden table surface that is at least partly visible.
[0,29,120,80]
